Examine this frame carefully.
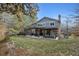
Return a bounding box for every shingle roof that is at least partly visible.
[27,17,60,29]
[38,17,59,23]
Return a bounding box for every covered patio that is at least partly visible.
[28,28,59,38]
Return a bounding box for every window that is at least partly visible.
[50,23,54,26]
[38,24,42,26]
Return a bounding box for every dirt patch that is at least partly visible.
[0,40,27,56]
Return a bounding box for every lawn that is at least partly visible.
[9,36,79,56]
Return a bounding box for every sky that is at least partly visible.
[37,3,78,24]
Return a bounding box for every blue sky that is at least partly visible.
[37,3,78,24]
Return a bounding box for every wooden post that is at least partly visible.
[43,29,45,37]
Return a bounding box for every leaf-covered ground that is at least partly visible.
[0,36,79,56]
[8,36,79,56]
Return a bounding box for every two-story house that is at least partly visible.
[26,15,61,38]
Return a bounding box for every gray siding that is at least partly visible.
[31,17,60,29]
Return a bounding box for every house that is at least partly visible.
[25,15,61,38]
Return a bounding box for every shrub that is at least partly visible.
[0,22,8,41]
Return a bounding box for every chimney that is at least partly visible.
[58,14,61,39]
[58,14,61,23]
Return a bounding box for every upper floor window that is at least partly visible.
[38,24,42,26]
[50,23,54,26]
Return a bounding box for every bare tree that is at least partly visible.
[72,4,79,36]
[0,3,39,40]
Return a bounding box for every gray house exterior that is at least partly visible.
[26,16,61,38]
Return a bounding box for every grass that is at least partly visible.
[9,36,79,56]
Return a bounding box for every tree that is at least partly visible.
[72,4,79,36]
[0,3,39,40]
[23,3,39,29]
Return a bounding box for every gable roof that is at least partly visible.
[26,17,60,29]
[37,17,59,23]
[31,17,60,25]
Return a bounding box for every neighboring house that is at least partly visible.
[25,15,61,38]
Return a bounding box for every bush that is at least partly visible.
[0,22,8,41]
[69,34,76,39]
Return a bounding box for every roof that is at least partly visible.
[27,17,60,29]
[30,26,58,29]
[31,17,60,25]
[37,17,59,23]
